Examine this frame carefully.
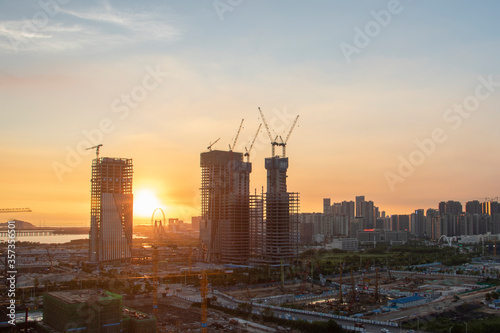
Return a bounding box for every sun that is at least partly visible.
[134,189,162,218]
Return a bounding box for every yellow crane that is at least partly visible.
[148,242,229,332]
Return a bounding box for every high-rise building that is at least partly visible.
[482,201,500,216]
[439,200,462,215]
[200,150,251,264]
[355,195,365,217]
[360,200,375,228]
[411,209,425,236]
[323,198,331,214]
[341,201,355,219]
[391,214,410,231]
[89,157,133,262]
[258,156,299,265]
[465,200,482,215]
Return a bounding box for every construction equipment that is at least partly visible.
[147,240,230,332]
[152,245,159,323]
[338,262,343,306]
[244,124,262,162]
[45,247,54,272]
[228,119,244,151]
[277,115,299,157]
[258,107,279,157]
[200,271,208,333]
[0,208,32,213]
[207,138,220,151]
[348,269,357,311]
[86,144,103,159]
[258,107,299,158]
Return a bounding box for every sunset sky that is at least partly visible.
[1,0,500,226]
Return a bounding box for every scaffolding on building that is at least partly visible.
[90,157,133,262]
[200,150,251,264]
[43,291,124,333]
[252,192,300,265]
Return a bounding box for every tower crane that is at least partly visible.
[229,119,244,152]
[45,247,54,273]
[207,138,220,151]
[278,115,299,158]
[0,208,32,213]
[258,107,279,157]
[86,144,103,159]
[244,124,262,162]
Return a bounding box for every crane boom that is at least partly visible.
[258,107,279,157]
[244,124,262,162]
[86,144,103,159]
[279,114,299,158]
[207,138,220,151]
[229,119,244,151]
[258,107,274,142]
[284,115,299,144]
[0,208,32,213]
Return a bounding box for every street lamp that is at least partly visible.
[449,326,453,333]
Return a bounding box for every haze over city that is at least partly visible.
[2,0,500,226]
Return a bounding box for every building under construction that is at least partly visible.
[252,109,301,265]
[200,150,252,264]
[89,157,133,262]
[42,290,155,333]
[252,157,300,265]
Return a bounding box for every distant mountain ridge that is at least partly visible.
[0,220,37,229]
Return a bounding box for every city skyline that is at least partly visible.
[2,1,500,226]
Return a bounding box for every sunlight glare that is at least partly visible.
[134,189,161,217]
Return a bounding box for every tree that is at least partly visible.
[237,302,252,313]
[260,307,274,318]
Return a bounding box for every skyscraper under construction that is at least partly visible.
[254,156,299,265]
[253,108,300,265]
[89,157,133,262]
[200,150,252,264]
[200,111,300,266]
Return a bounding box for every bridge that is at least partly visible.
[0,228,54,237]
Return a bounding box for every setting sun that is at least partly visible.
[133,189,162,218]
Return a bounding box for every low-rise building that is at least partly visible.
[388,295,426,309]
[325,238,358,251]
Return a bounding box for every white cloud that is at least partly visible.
[0,4,180,53]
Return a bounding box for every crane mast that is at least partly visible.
[86,144,103,159]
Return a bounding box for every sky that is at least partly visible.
[1,0,500,226]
